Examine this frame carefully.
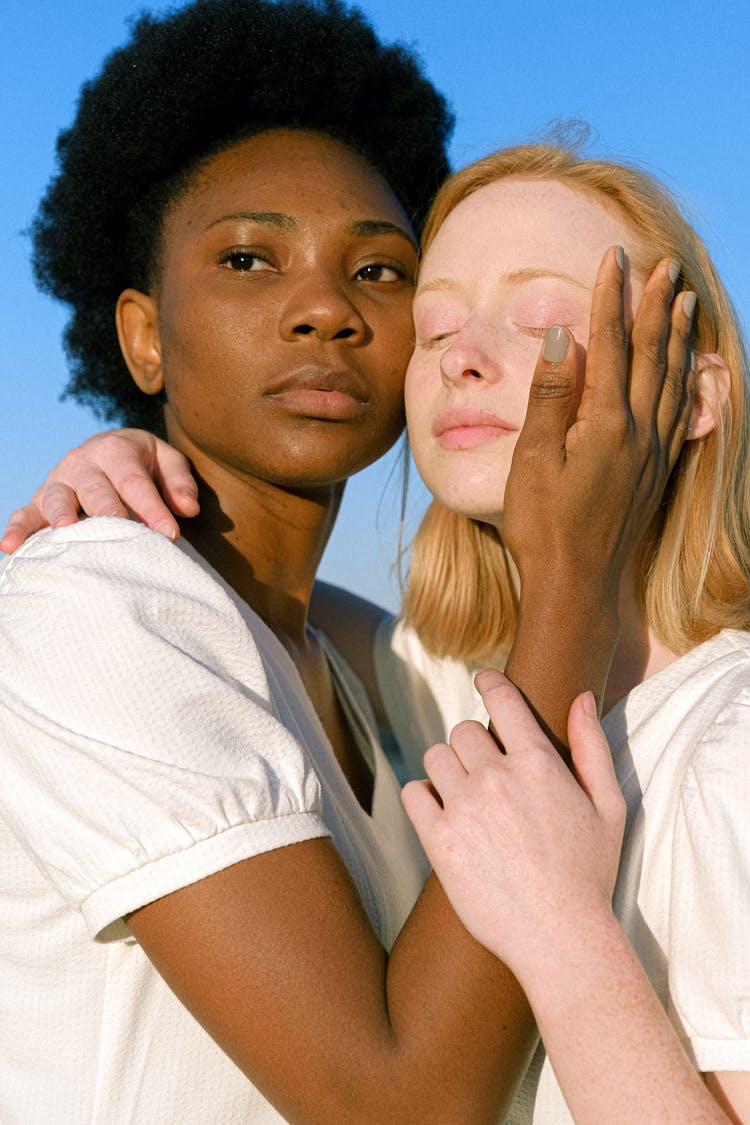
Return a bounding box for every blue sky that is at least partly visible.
[2,0,749,608]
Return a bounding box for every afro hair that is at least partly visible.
[33,0,454,430]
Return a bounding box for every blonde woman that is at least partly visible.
[397,145,750,1122]
[6,143,746,1122]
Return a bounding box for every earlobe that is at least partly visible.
[116,289,164,395]
[686,352,731,440]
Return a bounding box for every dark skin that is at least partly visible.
[117,128,537,1122]
[6,130,693,1122]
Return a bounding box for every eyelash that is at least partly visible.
[515,323,574,339]
[217,248,409,283]
[217,247,274,273]
[355,262,409,284]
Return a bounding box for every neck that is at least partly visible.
[168,436,344,648]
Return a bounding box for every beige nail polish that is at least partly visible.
[543,325,569,363]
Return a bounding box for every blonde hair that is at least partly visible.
[402,143,750,663]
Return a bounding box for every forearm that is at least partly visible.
[133,842,537,1125]
[520,910,728,1125]
[504,572,620,748]
[383,873,538,1123]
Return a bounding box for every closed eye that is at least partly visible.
[514,323,574,339]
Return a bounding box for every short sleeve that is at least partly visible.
[373,616,486,780]
[0,520,329,942]
[669,700,750,1071]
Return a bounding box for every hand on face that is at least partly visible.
[401,669,625,982]
[405,179,696,597]
[504,247,695,599]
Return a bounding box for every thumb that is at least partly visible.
[567,691,625,839]
[515,326,579,459]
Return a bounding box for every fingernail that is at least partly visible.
[615,245,625,270]
[155,520,178,541]
[474,668,497,688]
[543,325,569,363]
[683,291,697,321]
[688,349,696,373]
[668,260,682,285]
[580,690,597,717]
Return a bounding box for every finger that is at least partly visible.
[0,505,49,554]
[104,469,183,539]
[421,740,468,795]
[152,442,201,518]
[450,718,506,769]
[513,325,577,468]
[400,778,443,841]
[658,290,697,467]
[473,669,552,758]
[628,256,682,429]
[567,692,625,836]
[579,245,629,416]
[41,477,126,525]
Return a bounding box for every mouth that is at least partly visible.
[266,366,369,421]
[432,406,518,450]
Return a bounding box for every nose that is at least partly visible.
[439,326,502,388]
[279,273,368,344]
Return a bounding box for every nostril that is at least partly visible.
[293,324,315,335]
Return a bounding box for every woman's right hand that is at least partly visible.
[0,429,199,553]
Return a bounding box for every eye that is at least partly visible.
[355,262,408,283]
[513,323,574,339]
[217,247,276,273]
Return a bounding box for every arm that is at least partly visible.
[502,250,695,744]
[0,428,199,553]
[1,526,534,1124]
[402,670,730,1124]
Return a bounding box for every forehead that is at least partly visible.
[421,178,637,282]
[171,128,413,231]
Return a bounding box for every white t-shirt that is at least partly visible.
[376,619,750,1122]
[0,520,428,1124]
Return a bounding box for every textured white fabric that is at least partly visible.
[0,519,428,1124]
[376,621,750,1120]
[373,616,487,778]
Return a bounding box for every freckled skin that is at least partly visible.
[405,178,646,523]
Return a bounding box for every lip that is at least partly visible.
[265,365,369,421]
[432,406,518,450]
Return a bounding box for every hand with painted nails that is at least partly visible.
[499,249,696,743]
[504,248,696,602]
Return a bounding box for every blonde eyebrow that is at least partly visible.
[504,267,590,291]
[415,266,591,299]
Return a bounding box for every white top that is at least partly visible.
[376,619,750,1121]
[0,520,428,1125]
[374,615,488,779]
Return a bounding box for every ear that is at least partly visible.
[687,352,731,440]
[116,289,164,395]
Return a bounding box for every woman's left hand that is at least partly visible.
[402,668,625,983]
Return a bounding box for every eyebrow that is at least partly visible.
[415,266,591,298]
[206,211,299,232]
[205,213,416,248]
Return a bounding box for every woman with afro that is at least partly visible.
[0,0,689,1121]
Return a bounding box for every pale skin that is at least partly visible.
[399,177,745,1122]
[5,147,702,1119]
[402,671,732,1125]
